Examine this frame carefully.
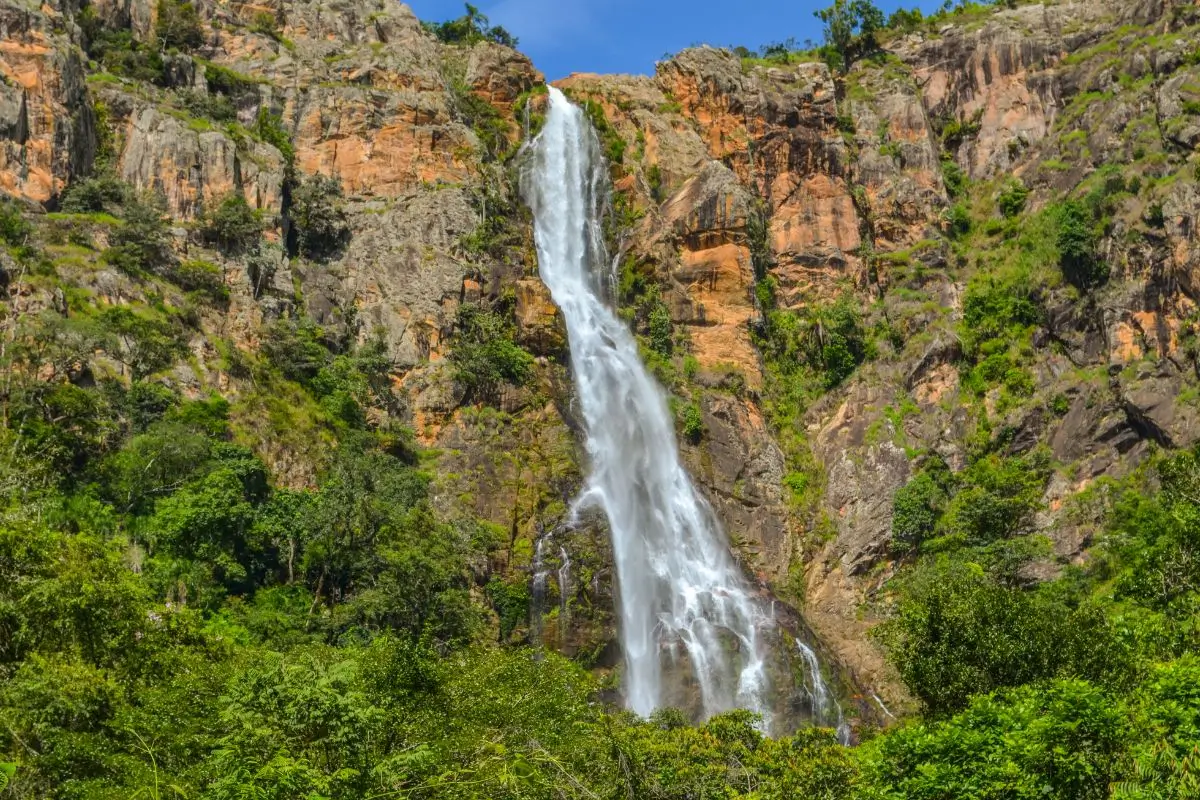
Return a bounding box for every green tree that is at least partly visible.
[815,0,885,72]
[940,450,1050,545]
[863,679,1130,800]
[154,0,204,51]
[98,307,188,380]
[997,177,1029,218]
[647,300,673,356]
[261,316,332,383]
[891,466,948,554]
[680,401,703,444]
[1057,199,1107,290]
[0,199,30,246]
[107,191,172,275]
[101,421,212,513]
[302,437,431,607]
[876,558,1123,713]
[149,444,274,597]
[449,305,535,405]
[205,652,381,800]
[290,174,350,260]
[59,169,132,214]
[199,192,262,254]
[804,295,872,389]
[423,3,519,47]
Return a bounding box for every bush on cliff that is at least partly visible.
[449,304,535,405]
[0,200,30,247]
[59,170,131,215]
[154,0,204,52]
[815,0,885,71]
[290,174,350,260]
[104,192,172,275]
[199,192,263,254]
[1056,198,1108,290]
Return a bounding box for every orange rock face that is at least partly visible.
[0,12,94,204]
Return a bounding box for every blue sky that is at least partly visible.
[406,0,940,79]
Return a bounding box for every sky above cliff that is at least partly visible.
[406,0,940,79]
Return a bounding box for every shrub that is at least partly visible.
[891,464,949,554]
[0,200,30,246]
[59,171,130,215]
[579,99,626,165]
[449,79,510,159]
[946,202,971,238]
[486,577,530,641]
[154,0,204,52]
[290,174,349,260]
[173,259,229,303]
[996,177,1029,218]
[941,158,967,197]
[754,292,873,390]
[1055,199,1107,290]
[939,112,982,150]
[812,295,872,389]
[203,63,257,99]
[80,8,165,82]
[681,401,703,443]
[250,11,280,38]
[940,450,1050,545]
[106,192,171,275]
[647,164,665,202]
[647,300,673,356]
[253,108,295,167]
[262,317,331,383]
[449,305,535,404]
[179,89,237,122]
[1146,202,1165,228]
[961,273,1041,349]
[198,192,262,254]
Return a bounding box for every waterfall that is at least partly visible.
[520,87,774,723]
[796,641,851,745]
[531,532,571,636]
[557,546,571,619]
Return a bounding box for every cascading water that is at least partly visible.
[797,641,851,744]
[521,87,775,723]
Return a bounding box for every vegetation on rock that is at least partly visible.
[449,304,536,405]
[290,174,350,260]
[423,3,519,47]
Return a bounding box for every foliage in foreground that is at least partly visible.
[4,315,1200,798]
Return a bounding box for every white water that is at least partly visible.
[521,87,773,722]
[797,641,851,744]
